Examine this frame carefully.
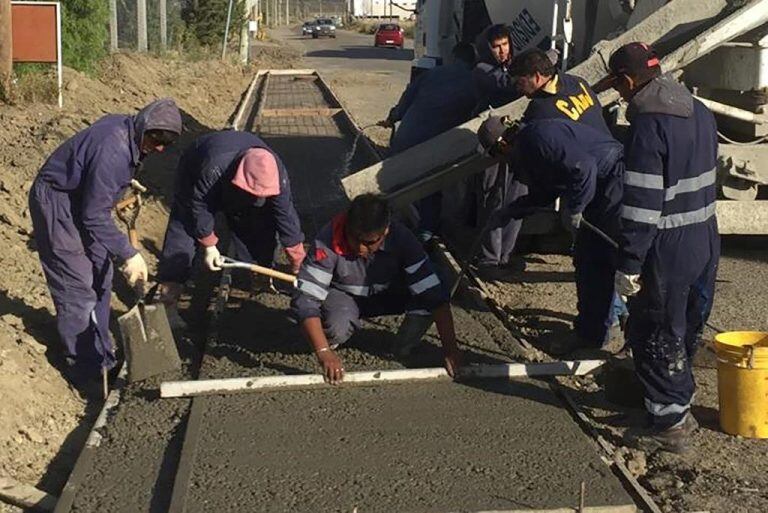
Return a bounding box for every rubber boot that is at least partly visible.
[392,313,433,357]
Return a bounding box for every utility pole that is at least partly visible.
[137,0,148,51]
[159,0,167,51]
[285,0,289,25]
[109,0,118,52]
[0,0,11,101]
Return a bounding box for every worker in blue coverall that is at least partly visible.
[477,116,624,355]
[291,194,462,384]
[156,130,306,306]
[378,42,477,243]
[511,47,629,348]
[471,24,528,273]
[597,43,720,453]
[29,98,182,386]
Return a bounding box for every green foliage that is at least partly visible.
[181,0,245,48]
[61,0,109,72]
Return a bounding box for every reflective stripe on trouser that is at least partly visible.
[322,286,433,346]
[29,179,116,377]
[627,220,720,429]
[158,200,278,284]
[475,162,527,266]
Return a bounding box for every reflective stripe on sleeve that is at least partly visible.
[297,279,329,301]
[624,170,664,190]
[409,274,440,295]
[305,264,333,285]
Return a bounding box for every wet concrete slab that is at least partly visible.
[183,380,633,512]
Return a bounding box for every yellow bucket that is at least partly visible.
[714,331,768,438]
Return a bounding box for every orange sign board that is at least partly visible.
[11,4,58,63]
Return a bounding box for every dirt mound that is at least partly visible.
[0,48,296,507]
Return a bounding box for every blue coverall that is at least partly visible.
[507,119,624,346]
[157,130,304,284]
[29,99,181,379]
[619,75,720,429]
[522,71,628,329]
[387,60,476,237]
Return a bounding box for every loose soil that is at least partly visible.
[0,48,298,512]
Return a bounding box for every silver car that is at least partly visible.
[312,18,336,38]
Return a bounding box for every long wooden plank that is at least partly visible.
[159,361,605,398]
[453,507,636,513]
[340,0,730,202]
[166,396,207,513]
[0,477,57,512]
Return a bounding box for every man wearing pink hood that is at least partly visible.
[157,130,305,302]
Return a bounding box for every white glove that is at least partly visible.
[204,245,223,271]
[569,212,583,230]
[123,252,148,287]
[614,271,641,297]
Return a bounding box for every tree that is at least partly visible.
[61,0,109,72]
[181,0,244,48]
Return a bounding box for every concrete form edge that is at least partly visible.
[554,386,662,513]
[453,507,636,513]
[158,361,605,398]
[52,364,128,513]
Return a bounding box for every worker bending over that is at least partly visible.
[513,47,608,132]
[29,98,182,385]
[478,116,624,354]
[511,47,628,336]
[157,130,305,304]
[291,194,462,384]
[379,42,477,242]
[599,43,719,452]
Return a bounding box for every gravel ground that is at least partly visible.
[480,240,768,513]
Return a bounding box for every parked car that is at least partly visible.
[312,18,336,38]
[301,21,316,36]
[374,23,404,49]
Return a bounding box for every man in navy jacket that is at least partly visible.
[29,98,182,385]
[478,116,624,353]
[599,42,720,453]
[157,130,305,296]
[380,42,477,241]
[511,47,628,344]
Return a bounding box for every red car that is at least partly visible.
[374,23,404,49]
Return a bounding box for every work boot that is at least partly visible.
[474,264,510,283]
[548,330,593,357]
[392,313,433,357]
[624,413,698,454]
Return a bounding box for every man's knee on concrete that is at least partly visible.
[322,312,356,347]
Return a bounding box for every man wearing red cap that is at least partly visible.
[156,130,305,310]
[599,42,720,453]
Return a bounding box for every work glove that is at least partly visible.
[122,252,148,287]
[569,212,583,230]
[614,271,641,298]
[204,245,223,271]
